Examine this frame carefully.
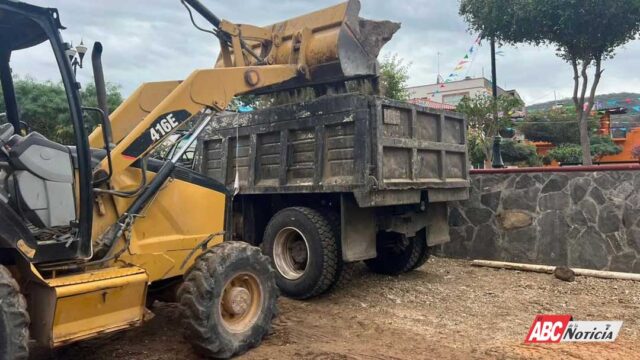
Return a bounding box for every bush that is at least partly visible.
[500,140,540,166]
[547,136,622,164]
[548,144,583,164]
[589,135,622,160]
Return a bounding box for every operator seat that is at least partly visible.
[5,131,76,229]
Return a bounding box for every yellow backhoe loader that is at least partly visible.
[0,0,396,358]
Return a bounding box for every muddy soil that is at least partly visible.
[34,257,640,359]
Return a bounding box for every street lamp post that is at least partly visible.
[490,37,504,169]
[65,40,88,76]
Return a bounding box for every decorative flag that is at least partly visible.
[633,106,640,112]
[442,36,482,83]
[625,98,632,104]
[607,100,617,106]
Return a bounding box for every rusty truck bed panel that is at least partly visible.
[198,94,469,206]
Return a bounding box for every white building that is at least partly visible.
[407,77,523,107]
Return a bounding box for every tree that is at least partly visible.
[456,93,523,168]
[0,77,123,144]
[518,109,597,145]
[379,54,410,101]
[459,0,640,165]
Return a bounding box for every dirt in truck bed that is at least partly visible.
[35,257,640,359]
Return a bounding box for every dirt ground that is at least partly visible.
[34,257,640,360]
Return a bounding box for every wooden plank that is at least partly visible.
[472,260,640,281]
[314,125,324,186]
[279,130,288,186]
[380,138,466,153]
[220,137,229,185]
[440,150,447,181]
[248,133,257,187]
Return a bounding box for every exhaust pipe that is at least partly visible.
[91,42,113,145]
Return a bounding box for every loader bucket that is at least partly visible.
[217,0,400,93]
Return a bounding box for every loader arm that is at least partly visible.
[107,65,299,174]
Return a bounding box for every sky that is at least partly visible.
[10,0,640,106]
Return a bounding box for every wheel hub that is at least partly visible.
[273,227,309,280]
[223,287,251,316]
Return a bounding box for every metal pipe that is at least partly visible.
[91,42,113,145]
[182,0,222,29]
[0,51,20,133]
[170,113,214,163]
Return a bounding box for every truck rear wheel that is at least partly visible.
[178,242,277,359]
[0,265,30,360]
[364,231,423,275]
[262,207,339,299]
[407,229,431,271]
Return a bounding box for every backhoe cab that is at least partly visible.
[0,0,397,358]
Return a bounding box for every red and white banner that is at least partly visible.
[525,315,623,343]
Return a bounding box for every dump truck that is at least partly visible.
[0,0,398,358]
[194,93,470,299]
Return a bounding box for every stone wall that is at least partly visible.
[440,166,640,273]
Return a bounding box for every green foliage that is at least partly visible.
[467,128,487,166]
[459,0,640,62]
[0,77,123,144]
[500,140,540,167]
[518,109,597,145]
[456,93,523,163]
[547,136,622,164]
[379,54,410,101]
[632,145,640,159]
[547,144,584,164]
[589,135,622,160]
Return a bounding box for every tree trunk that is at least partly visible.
[579,111,591,165]
[578,61,592,165]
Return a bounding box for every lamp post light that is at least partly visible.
[65,40,88,76]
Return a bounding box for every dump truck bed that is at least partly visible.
[198,94,469,206]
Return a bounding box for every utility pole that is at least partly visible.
[436,51,441,83]
[490,37,504,168]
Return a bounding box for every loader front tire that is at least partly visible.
[178,242,277,359]
[262,207,339,299]
[0,265,30,360]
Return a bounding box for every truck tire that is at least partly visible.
[262,207,339,299]
[0,265,30,360]
[407,229,431,271]
[178,242,277,359]
[364,231,423,275]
